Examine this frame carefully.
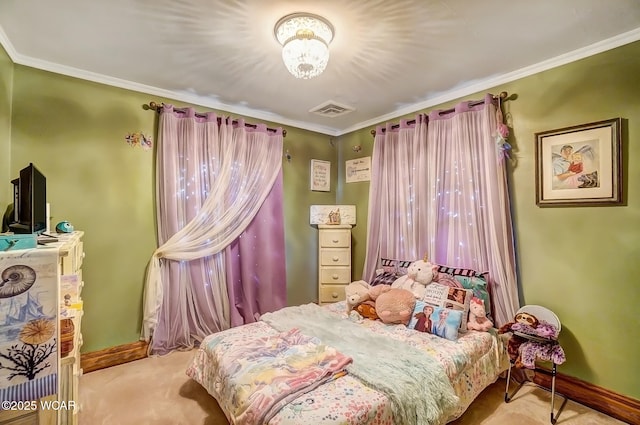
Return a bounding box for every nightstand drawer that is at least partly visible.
[319,285,346,303]
[319,230,350,248]
[320,249,350,266]
[320,268,351,284]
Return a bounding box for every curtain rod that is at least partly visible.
[143,101,287,137]
[370,91,508,137]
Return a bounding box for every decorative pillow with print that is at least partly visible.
[409,301,463,341]
[454,274,492,320]
[422,283,473,332]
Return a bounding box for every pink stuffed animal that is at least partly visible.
[374,288,416,325]
[369,284,391,300]
[467,297,493,331]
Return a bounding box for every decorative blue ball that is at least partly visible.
[56,221,74,233]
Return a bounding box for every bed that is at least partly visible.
[186,300,509,425]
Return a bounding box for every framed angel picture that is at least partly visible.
[535,118,622,207]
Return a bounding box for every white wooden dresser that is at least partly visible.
[317,224,352,305]
[0,231,84,425]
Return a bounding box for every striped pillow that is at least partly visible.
[436,264,486,278]
[379,258,416,276]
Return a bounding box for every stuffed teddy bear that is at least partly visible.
[344,280,371,313]
[391,260,438,299]
[374,288,416,325]
[355,301,379,320]
[467,297,493,331]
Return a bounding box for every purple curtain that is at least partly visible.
[226,170,286,327]
[363,94,519,326]
[146,106,286,355]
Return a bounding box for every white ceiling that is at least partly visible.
[1,0,639,136]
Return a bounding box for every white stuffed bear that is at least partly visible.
[344,280,371,313]
[391,260,437,299]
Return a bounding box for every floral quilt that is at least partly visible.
[186,301,509,425]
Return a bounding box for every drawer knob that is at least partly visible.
[332,274,339,279]
[331,292,338,299]
[332,239,339,243]
[332,256,339,262]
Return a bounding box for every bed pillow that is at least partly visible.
[378,257,417,277]
[422,283,473,332]
[434,263,492,318]
[381,258,416,275]
[394,259,414,276]
[435,264,485,278]
[380,258,398,274]
[453,274,492,319]
[370,272,397,287]
[409,301,462,341]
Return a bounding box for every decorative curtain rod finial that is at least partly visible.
[143,101,161,112]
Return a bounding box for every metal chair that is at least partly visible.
[504,305,567,424]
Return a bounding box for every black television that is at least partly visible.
[9,163,47,234]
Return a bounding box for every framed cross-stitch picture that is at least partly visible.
[310,159,331,192]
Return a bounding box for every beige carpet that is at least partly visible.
[78,349,625,425]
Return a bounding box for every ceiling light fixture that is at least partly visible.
[274,13,334,80]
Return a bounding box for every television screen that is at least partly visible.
[9,163,47,234]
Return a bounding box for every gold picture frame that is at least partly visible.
[535,118,622,207]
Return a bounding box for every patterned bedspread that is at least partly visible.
[186,301,509,425]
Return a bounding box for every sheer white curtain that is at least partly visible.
[425,96,519,325]
[363,95,519,325]
[142,107,283,342]
[362,115,429,277]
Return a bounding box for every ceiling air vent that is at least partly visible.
[309,100,355,117]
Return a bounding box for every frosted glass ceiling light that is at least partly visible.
[274,13,334,80]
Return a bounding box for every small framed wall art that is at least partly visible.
[346,156,371,183]
[310,159,331,192]
[535,118,622,207]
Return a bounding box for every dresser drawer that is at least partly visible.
[320,249,350,266]
[319,285,346,303]
[320,267,351,284]
[319,230,351,248]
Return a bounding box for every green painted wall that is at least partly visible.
[0,44,12,208]
[282,133,338,306]
[9,65,333,353]
[5,39,639,400]
[337,41,640,399]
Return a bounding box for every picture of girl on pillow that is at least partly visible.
[413,304,434,333]
[432,308,462,341]
[447,288,466,306]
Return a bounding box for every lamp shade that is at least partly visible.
[274,13,334,79]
